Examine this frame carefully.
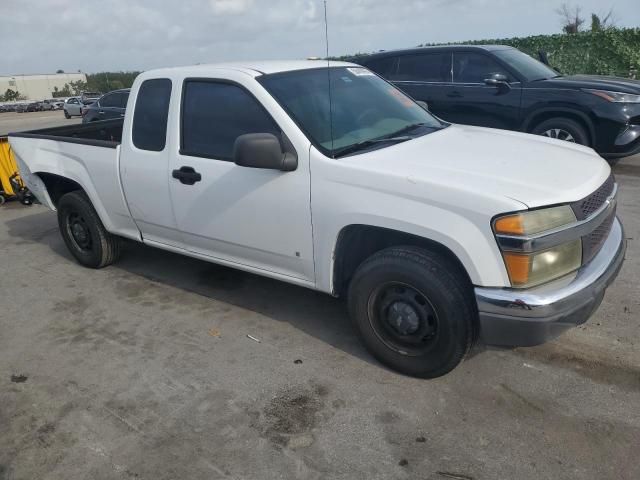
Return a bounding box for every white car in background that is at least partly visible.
[63,97,85,118]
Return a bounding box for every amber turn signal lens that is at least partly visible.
[502,252,531,286]
[494,215,524,235]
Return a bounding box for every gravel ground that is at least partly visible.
[0,113,638,479]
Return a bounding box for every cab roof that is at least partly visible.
[145,60,357,78]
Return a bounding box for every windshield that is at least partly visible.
[493,48,559,81]
[259,66,444,157]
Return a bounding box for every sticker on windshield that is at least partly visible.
[347,67,375,76]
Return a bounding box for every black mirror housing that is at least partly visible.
[233,133,297,171]
[484,73,511,89]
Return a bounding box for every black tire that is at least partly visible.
[348,246,476,378]
[531,117,589,146]
[57,191,121,268]
[0,194,5,206]
[64,111,71,119]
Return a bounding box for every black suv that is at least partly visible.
[82,89,130,123]
[357,45,640,160]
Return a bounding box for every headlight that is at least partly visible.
[501,240,582,288]
[584,89,640,104]
[493,206,582,288]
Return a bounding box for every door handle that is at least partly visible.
[99,110,105,114]
[446,91,463,98]
[172,166,202,185]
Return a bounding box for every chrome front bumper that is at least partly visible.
[475,217,626,347]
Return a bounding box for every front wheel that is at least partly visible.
[532,117,589,146]
[348,246,476,378]
[64,111,71,119]
[57,191,121,268]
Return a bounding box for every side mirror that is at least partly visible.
[484,73,511,89]
[233,133,297,172]
[415,100,429,111]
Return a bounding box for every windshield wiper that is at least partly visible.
[333,123,436,158]
[333,136,413,158]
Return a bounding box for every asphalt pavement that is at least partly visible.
[0,112,639,480]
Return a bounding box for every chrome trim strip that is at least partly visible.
[496,183,617,253]
[477,218,625,319]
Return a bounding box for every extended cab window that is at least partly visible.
[181,81,279,160]
[392,53,452,82]
[453,52,509,83]
[132,79,172,151]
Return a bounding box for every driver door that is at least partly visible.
[167,78,315,282]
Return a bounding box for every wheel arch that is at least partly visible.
[522,107,596,147]
[35,172,85,208]
[331,224,474,298]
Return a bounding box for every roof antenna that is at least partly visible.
[324,0,335,156]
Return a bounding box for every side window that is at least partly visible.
[453,52,509,83]
[117,92,130,109]
[68,98,77,104]
[365,57,397,77]
[132,79,172,152]
[391,53,452,82]
[100,93,118,107]
[181,81,279,160]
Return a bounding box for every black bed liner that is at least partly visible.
[8,118,124,149]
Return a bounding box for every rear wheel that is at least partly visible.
[532,117,589,146]
[348,246,476,378]
[57,191,121,268]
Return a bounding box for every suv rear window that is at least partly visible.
[132,79,172,151]
[364,57,397,77]
[392,53,452,82]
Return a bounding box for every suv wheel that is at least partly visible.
[532,117,589,146]
[348,246,476,378]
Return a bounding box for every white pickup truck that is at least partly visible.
[9,61,625,378]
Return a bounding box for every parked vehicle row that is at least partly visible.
[9,60,625,378]
[2,99,65,113]
[356,45,640,160]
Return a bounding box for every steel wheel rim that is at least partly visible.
[66,212,93,252]
[367,281,439,356]
[541,128,575,142]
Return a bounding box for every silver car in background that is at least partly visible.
[63,97,84,118]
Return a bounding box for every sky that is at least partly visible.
[3,0,639,75]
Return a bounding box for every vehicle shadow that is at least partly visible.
[5,209,379,365]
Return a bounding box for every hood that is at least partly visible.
[345,124,611,209]
[541,74,640,93]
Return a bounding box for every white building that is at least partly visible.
[0,73,87,101]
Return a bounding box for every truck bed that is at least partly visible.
[9,118,123,148]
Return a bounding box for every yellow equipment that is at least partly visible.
[0,137,33,205]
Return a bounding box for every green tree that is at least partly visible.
[52,85,72,98]
[68,80,88,95]
[3,89,20,101]
[591,9,615,32]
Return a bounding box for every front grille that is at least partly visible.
[582,210,615,264]
[572,174,615,220]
